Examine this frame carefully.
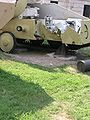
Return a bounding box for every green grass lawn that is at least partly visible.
[0,54,90,120]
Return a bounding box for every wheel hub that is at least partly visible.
[0,32,16,52]
[3,39,9,46]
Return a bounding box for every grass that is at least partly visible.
[0,52,90,120]
[79,47,90,58]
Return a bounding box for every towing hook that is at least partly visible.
[16,26,25,32]
[16,26,23,32]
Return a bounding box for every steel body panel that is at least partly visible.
[2,19,36,40]
[80,20,90,45]
[33,3,88,20]
[14,0,27,17]
[0,2,15,29]
[62,20,90,45]
[61,27,81,45]
[39,22,61,41]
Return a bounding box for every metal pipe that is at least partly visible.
[77,60,90,72]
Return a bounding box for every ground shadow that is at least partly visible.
[0,50,76,73]
[0,69,53,120]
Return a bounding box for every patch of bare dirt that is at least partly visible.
[52,101,73,120]
[4,48,78,67]
[53,113,72,120]
[53,112,72,120]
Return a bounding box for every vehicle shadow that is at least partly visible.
[0,69,53,120]
[0,50,76,73]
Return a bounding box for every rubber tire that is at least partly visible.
[0,32,16,53]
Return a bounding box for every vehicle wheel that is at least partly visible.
[0,32,16,53]
[48,40,62,48]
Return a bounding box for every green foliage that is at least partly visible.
[0,59,90,120]
[79,47,90,58]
